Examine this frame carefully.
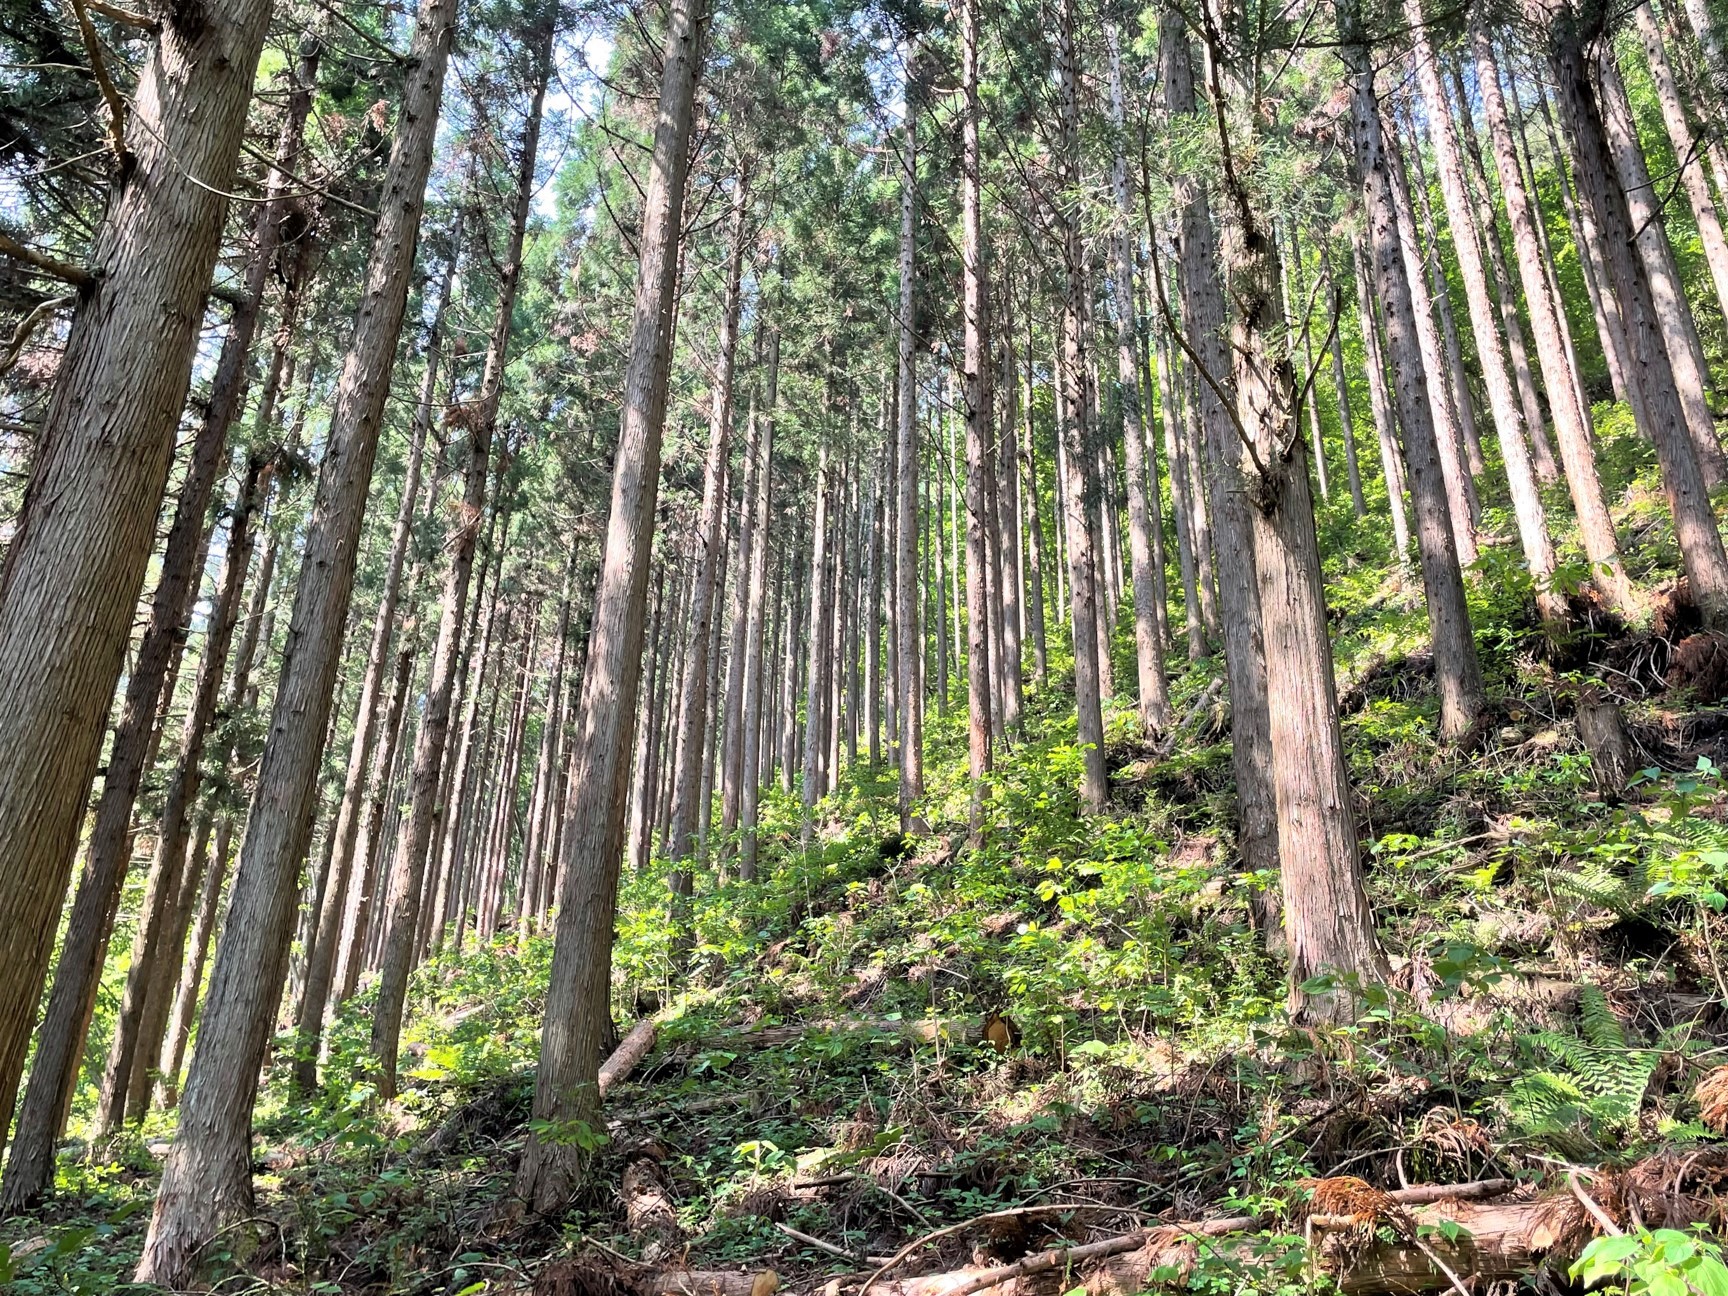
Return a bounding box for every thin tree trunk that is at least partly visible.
[1402,21,1563,621]
[138,0,456,1277]
[1597,46,1728,488]
[1345,10,1487,742]
[1353,233,1413,564]
[1057,0,1107,812]
[1472,28,1636,610]
[1109,23,1169,732]
[1019,329,1050,684]
[1157,321,1206,660]
[896,55,925,830]
[739,334,777,880]
[294,240,455,1091]
[1538,0,1728,628]
[515,0,708,1215]
[1322,245,1369,517]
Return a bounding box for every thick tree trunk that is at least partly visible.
[137,0,457,1279]
[1472,29,1635,611]
[1215,6,1388,1019]
[1540,0,1728,629]
[1346,30,1486,743]
[515,0,708,1215]
[1161,8,1282,935]
[0,0,276,1156]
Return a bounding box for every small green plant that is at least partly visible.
[1571,1226,1728,1295]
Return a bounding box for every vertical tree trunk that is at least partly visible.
[515,0,708,1215]
[1539,0,1728,628]
[1352,233,1414,564]
[137,0,457,1276]
[1322,245,1369,517]
[1157,321,1206,660]
[1056,0,1107,812]
[1161,4,1283,938]
[739,335,777,881]
[525,552,577,924]
[995,302,1025,730]
[961,0,995,829]
[801,449,834,845]
[1472,28,1635,611]
[669,169,750,894]
[720,378,762,847]
[1019,330,1050,684]
[1212,4,1388,1021]
[1345,20,1486,742]
[896,56,925,830]
[0,0,274,1149]
[1109,23,1170,732]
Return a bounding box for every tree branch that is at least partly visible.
[0,231,94,289]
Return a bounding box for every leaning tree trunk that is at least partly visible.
[136,0,457,1279]
[1470,24,1635,612]
[293,238,455,1092]
[1596,47,1728,490]
[0,0,274,1154]
[1343,12,1486,743]
[1161,5,1283,937]
[1539,0,1728,630]
[513,0,708,1217]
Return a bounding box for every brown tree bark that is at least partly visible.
[1108,24,1170,733]
[1161,6,1282,935]
[1347,27,1487,743]
[514,0,708,1215]
[669,168,750,893]
[962,0,995,829]
[1596,47,1728,489]
[1471,28,1636,611]
[1401,20,1562,622]
[294,240,454,1091]
[896,54,925,830]
[1539,0,1728,629]
[136,0,457,1277]
[1351,234,1413,564]
[739,333,777,881]
[1211,0,1389,1020]
[1055,0,1106,812]
[0,0,276,1156]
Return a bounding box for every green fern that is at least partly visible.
[1538,856,1646,916]
[1508,988,1658,1142]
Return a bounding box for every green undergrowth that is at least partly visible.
[11,437,1728,1293]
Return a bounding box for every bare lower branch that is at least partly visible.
[65,0,131,168]
[0,231,94,289]
[0,293,77,376]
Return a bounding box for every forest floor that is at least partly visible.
[11,427,1728,1294]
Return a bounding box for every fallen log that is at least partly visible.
[837,1176,1624,1296]
[601,1019,660,1095]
